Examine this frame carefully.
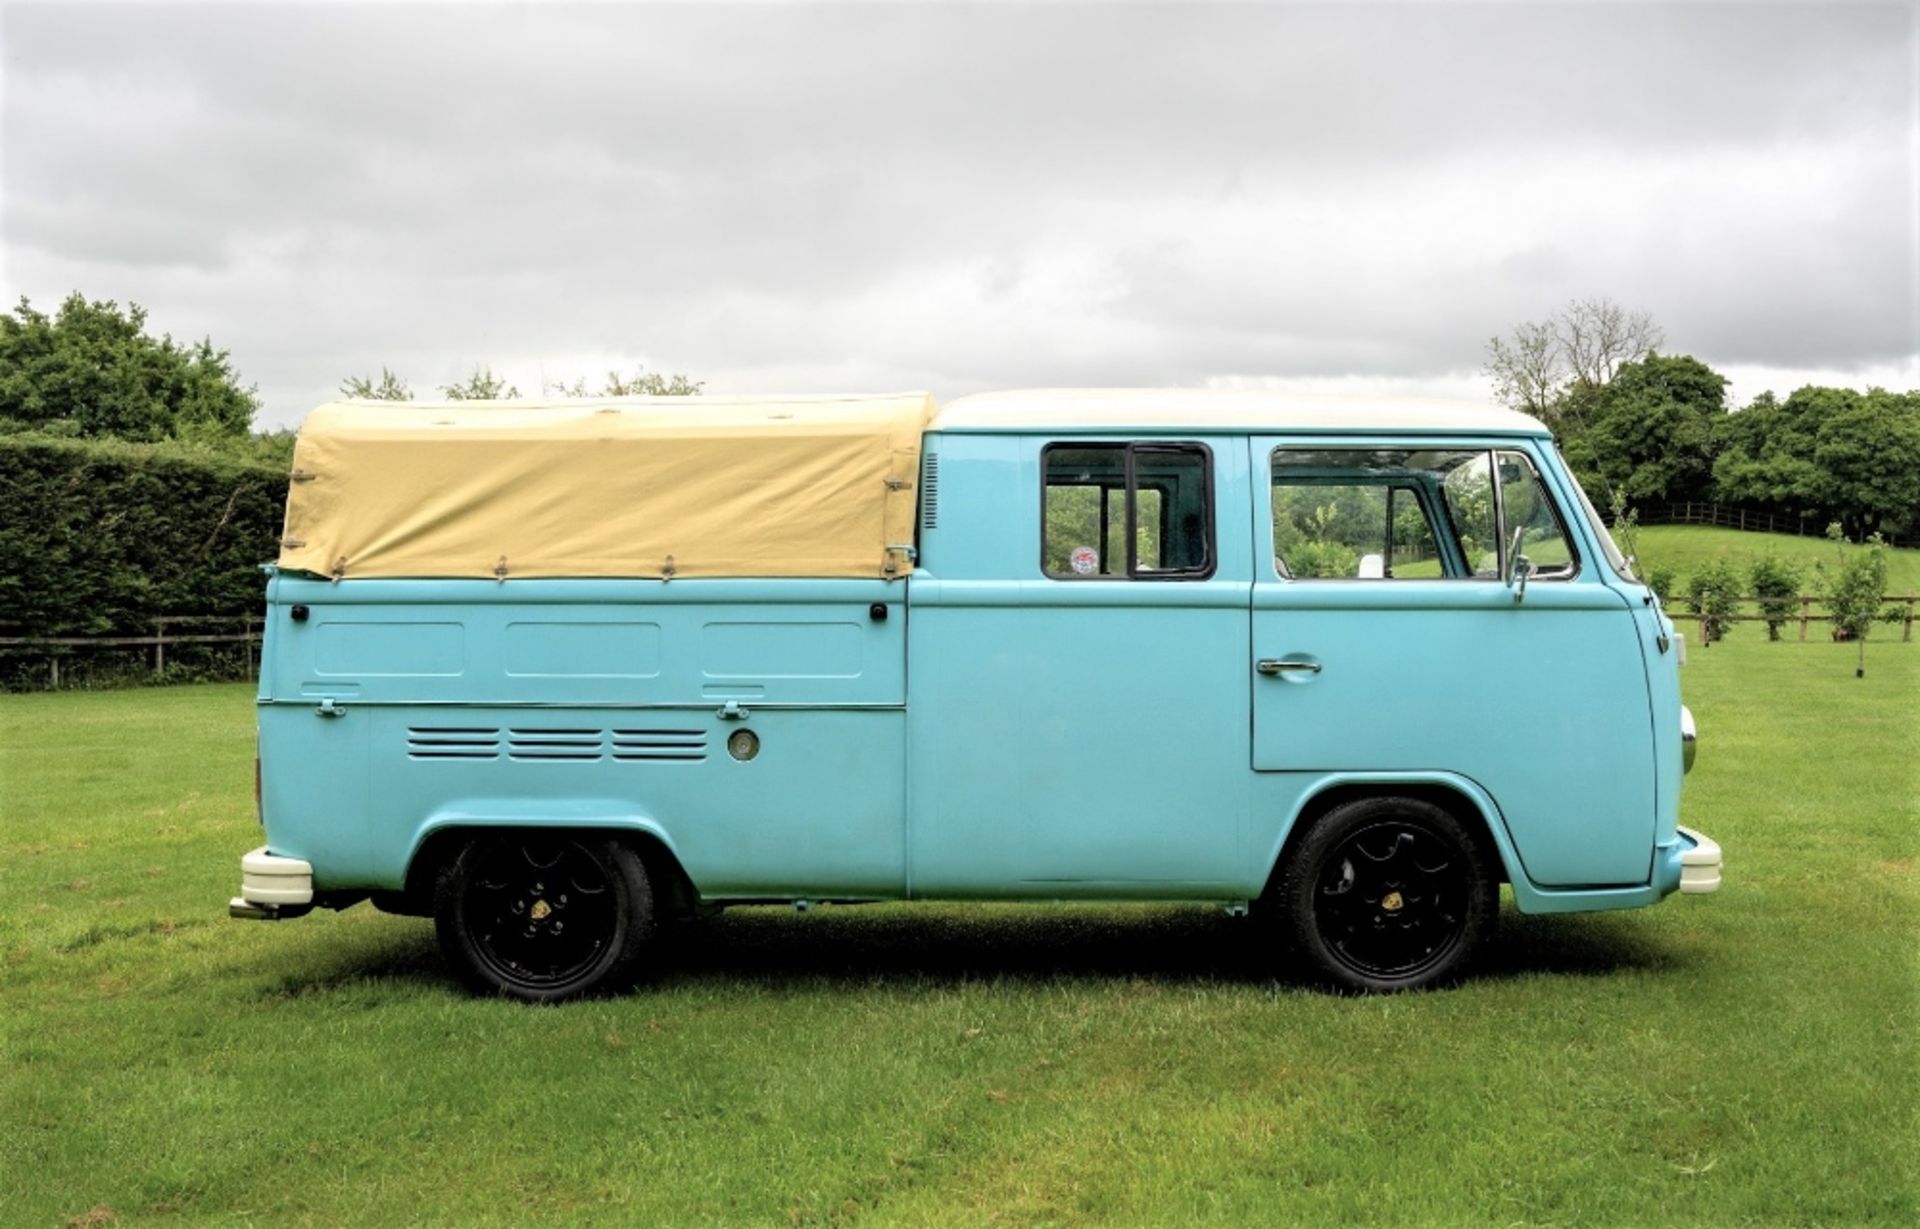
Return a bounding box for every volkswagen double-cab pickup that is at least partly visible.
[233,389,1720,999]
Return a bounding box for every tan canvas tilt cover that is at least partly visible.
[278,393,936,579]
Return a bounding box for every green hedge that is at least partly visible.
[0,433,287,636]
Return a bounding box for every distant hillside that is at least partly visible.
[1631,525,1920,594]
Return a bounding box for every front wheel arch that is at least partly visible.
[1262,779,1510,901]
[1272,793,1499,992]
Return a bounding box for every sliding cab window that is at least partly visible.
[1043,443,1214,579]
[1270,447,1578,581]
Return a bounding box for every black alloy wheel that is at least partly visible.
[1279,796,1495,992]
[434,834,653,1002]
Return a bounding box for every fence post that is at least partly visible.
[50,655,59,689]
[1906,593,1915,644]
[153,619,165,675]
[243,616,254,678]
[1799,595,1810,642]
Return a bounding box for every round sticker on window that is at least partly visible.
[1069,545,1099,575]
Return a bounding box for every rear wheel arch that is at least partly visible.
[434,833,653,1001]
[401,824,700,921]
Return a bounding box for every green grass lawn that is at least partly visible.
[1633,524,1920,595]
[3,643,1916,1227]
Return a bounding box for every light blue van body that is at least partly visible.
[250,401,1707,922]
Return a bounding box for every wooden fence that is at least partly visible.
[1678,593,1917,643]
[1638,502,1907,548]
[0,615,265,689]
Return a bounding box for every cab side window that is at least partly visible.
[1273,447,1578,581]
[1043,443,1213,579]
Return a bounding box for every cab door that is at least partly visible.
[1248,438,1656,887]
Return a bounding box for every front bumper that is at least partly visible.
[1675,825,1722,894]
[228,846,314,920]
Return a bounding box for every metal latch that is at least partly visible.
[717,700,749,720]
[314,697,347,718]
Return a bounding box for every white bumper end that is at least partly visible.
[229,846,314,918]
[1676,826,1722,894]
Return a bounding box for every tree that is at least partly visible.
[339,367,413,401]
[1748,554,1803,642]
[549,369,703,397]
[440,366,521,400]
[1484,297,1664,429]
[343,364,704,403]
[1682,557,1741,646]
[0,293,258,442]
[1817,526,1890,678]
[1812,390,1920,542]
[1557,298,1664,386]
[1712,390,1816,513]
[1560,353,1727,505]
[1714,386,1920,541]
[1483,320,1560,420]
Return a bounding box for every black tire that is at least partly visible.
[1276,796,1495,993]
[434,833,654,1002]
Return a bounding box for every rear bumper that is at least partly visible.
[228,846,314,920]
[1675,825,1722,894]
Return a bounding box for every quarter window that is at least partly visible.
[1495,451,1577,578]
[1043,443,1213,579]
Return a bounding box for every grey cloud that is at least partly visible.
[2,2,1913,427]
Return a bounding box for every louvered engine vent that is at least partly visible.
[920,451,939,529]
[609,729,708,761]
[507,728,604,761]
[406,727,501,760]
[406,726,707,763]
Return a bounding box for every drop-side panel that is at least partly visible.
[257,576,909,897]
[266,577,904,707]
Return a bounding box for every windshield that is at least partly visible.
[1563,463,1636,581]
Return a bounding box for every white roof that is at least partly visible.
[931,388,1549,436]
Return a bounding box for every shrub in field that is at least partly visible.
[1748,554,1804,641]
[1817,526,1890,677]
[1683,558,1742,644]
[1646,565,1679,602]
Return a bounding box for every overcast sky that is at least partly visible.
[3,0,1915,430]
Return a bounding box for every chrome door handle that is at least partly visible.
[1257,659,1322,675]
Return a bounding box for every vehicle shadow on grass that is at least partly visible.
[658,903,1689,992]
[257,904,1687,1000]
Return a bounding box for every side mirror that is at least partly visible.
[1505,526,1533,603]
